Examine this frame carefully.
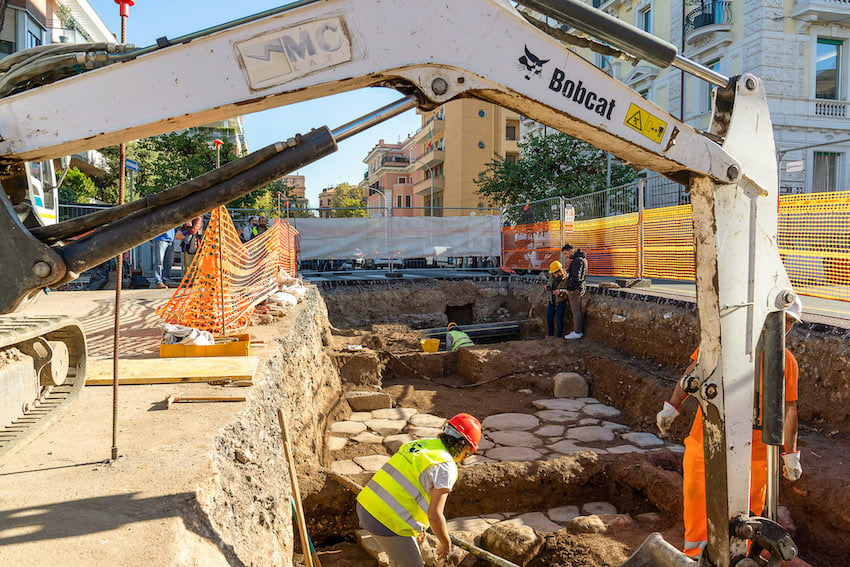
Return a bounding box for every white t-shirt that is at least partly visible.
[419,461,457,494]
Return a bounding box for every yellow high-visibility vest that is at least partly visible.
[356,438,456,536]
[447,329,474,351]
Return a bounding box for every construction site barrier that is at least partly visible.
[503,191,850,302]
[157,206,299,335]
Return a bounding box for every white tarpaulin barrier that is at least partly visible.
[291,216,501,260]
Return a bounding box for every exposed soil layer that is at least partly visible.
[315,279,850,567]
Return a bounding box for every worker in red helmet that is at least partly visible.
[356,413,482,566]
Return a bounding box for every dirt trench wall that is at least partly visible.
[195,287,342,567]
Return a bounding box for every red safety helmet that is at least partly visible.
[446,413,482,453]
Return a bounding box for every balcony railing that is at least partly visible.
[381,155,410,167]
[685,1,732,35]
[773,95,850,121]
[815,100,848,118]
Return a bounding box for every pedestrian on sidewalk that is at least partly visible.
[151,229,177,289]
[545,260,568,338]
[356,413,482,566]
[561,243,587,339]
[180,216,204,272]
[655,297,803,559]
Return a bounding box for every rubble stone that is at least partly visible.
[599,513,636,533]
[345,391,393,412]
[480,521,543,566]
[635,512,662,528]
[568,515,606,534]
[482,413,540,431]
[553,372,589,398]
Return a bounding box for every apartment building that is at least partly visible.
[409,99,520,216]
[523,0,850,194]
[279,174,308,210]
[360,138,422,217]
[317,186,335,218]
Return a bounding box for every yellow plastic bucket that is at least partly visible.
[421,338,440,353]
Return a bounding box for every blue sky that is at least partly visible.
[87,0,421,207]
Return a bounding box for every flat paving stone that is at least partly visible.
[384,433,416,453]
[327,436,348,451]
[354,454,391,472]
[535,409,580,423]
[349,412,373,422]
[535,424,565,437]
[582,502,618,516]
[547,440,585,455]
[514,511,564,533]
[548,505,581,524]
[577,397,600,404]
[532,399,586,412]
[578,418,600,426]
[668,444,685,454]
[408,413,445,428]
[608,445,644,454]
[372,408,418,421]
[565,425,615,443]
[446,516,499,537]
[582,404,622,419]
[463,454,497,465]
[602,421,629,430]
[330,420,367,437]
[330,459,363,475]
[486,446,543,461]
[366,418,407,435]
[489,430,543,447]
[621,432,665,448]
[477,437,495,451]
[482,413,540,431]
[405,426,442,438]
[352,431,385,444]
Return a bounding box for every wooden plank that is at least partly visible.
[85,357,259,386]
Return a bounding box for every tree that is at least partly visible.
[330,182,366,218]
[59,167,98,203]
[474,133,638,220]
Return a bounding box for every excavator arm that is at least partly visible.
[0,1,798,565]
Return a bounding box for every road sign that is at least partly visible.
[125,158,140,172]
[786,161,804,173]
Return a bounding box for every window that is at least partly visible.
[505,152,519,164]
[701,59,720,114]
[397,195,403,207]
[816,38,841,100]
[813,151,840,192]
[405,195,411,207]
[398,176,406,184]
[638,5,651,33]
[506,125,517,141]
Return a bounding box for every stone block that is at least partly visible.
[345,390,393,412]
[366,418,407,435]
[372,407,418,421]
[352,431,385,444]
[568,515,606,534]
[532,398,586,412]
[513,512,564,533]
[384,433,416,453]
[482,413,540,431]
[553,371,589,398]
[330,460,363,475]
[408,413,446,428]
[354,454,391,472]
[356,530,389,567]
[329,420,367,437]
[349,412,373,422]
[327,436,347,451]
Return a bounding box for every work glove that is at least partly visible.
[656,401,679,437]
[782,452,802,481]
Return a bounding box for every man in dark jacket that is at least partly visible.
[561,243,587,339]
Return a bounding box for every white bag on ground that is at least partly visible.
[267,291,298,307]
[162,323,215,346]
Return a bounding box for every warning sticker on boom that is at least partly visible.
[624,104,667,144]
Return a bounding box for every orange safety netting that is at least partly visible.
[501,219,573,271]
[503,192,850,302]
[157,206,299,335]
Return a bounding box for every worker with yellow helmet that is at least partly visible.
[545,260,569,338]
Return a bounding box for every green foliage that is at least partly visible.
[474,132,638,208]
[330,182,367,218]
[59,167,98,203]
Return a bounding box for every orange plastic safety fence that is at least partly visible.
[157,206,300,335]
[641,204,695,281]
[779,191,850,301]
[501,220,573,271]
[569,213,640,277]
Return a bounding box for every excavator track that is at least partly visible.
[0,315,86,460]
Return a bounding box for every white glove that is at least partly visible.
[656,401,679,437]
[782,452,802,481]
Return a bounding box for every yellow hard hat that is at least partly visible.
[549,261,563,274]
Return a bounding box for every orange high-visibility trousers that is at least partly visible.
[682,436,768,558]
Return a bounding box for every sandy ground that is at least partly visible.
[0,289,258,565]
